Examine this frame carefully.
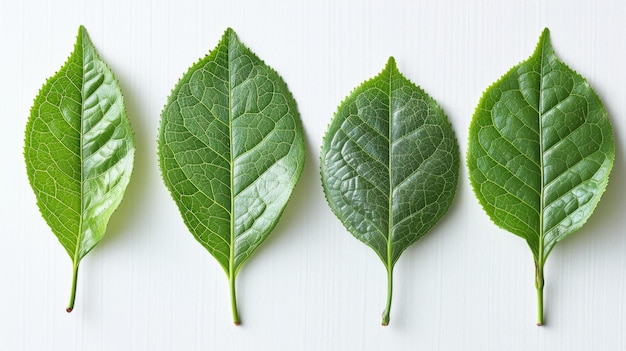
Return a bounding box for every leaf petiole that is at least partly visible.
[535,260,544,326]
[229,276,240,326]
[382,266,393,326]
[66,262,79,313]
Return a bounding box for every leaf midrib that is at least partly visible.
[387,64,394,269]
[73,33,86,266]
[537,37,546,264]
[228,34,236,279]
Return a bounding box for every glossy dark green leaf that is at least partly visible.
[321,57,459,325]
[24,26,135,312]
[467,28,615,325]
[158,28,305,325]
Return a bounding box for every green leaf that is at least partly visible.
[158,28,305,325]
[467,28,615,325]
[320,57,460,326]
[24,26,135,312]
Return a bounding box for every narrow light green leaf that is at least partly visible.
[321,57,460,326]
[467,28,615,325]
[24,26,135,312]
[158,28,305,325]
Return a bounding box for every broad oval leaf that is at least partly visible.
[321,57,459,326]
[158,28,305,325]
[467,28,615,325]
[24,26,135,312]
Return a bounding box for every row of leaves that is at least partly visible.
[24,26,615,326]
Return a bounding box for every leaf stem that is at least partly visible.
[382,266,393,326]
[229,276,240,326]
[535,260,544,326]
[66,262,79,313]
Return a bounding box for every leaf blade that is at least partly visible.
[158,28,305,324]
[24,25,135,311]
[321,57,459,325]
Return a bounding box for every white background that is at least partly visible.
[2,0,625,350]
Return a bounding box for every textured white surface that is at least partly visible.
[2,0,626,350]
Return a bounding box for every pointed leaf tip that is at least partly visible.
[384,56,397,73]
[77,25,94,48]
[537,28,552,53]
[77,25,88,39]
[377,57,398,78]
[224,27,237,41]
[529,28,554,63]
